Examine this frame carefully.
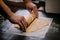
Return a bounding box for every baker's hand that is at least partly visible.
[9,14,27,31]
[26,2,38,16]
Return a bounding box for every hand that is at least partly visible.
[9,14,27,31]
[26,2,38,16]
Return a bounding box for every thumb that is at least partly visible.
[28,9,33,14]
[33,7,38,17]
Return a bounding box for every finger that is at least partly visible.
[24,20,28,28]
[22,17,28,31]
[21,21,26,31]
[28,9,32,14]
[19,17,27,32]
[19,21,25,31]
[33,6,38,13]
[33,6,38,17]
[23,18,28,27]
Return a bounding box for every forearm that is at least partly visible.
[1,0,14,17]
[23,0,31,3]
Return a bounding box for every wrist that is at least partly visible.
[8,12,14,18]
[24,0,31,4]
[25,2,32,6]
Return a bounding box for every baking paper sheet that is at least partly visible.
[1,10,53,38]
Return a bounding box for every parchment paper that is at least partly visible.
[1,10,53,38]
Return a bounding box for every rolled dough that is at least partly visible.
[26,18,48,32]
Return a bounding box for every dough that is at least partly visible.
[14,24,20,29]
[26,18,48,32]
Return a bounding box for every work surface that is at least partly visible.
[0,10,60,40]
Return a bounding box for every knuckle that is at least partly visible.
[21,16,24,18]
[20,16,24,20]
[34,5,37,7]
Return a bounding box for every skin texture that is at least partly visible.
[0,0,38,31]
